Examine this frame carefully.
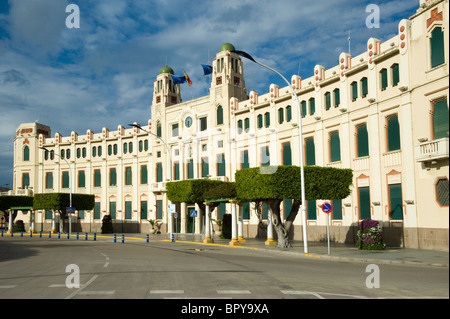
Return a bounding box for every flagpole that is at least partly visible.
[232,50,308,254]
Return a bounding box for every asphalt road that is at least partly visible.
[0,236,448,303]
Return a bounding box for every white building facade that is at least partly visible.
[12,0,449,250]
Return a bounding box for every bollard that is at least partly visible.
[114,234,116,243]
[40,231,42,238]
[76,232,79,240]
[122,234,124,243]
[21,231,23,237]
[85,232,88,240]
[94,233,96,241]
[30,230,32,238]
[146,234,149,243]
[49,231,51,238]
[11,231,13,237]
[1,230,3,237]
[58,232,60,239]
[67,232,70,239]
[171,234,174,242]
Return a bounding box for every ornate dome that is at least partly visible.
[219,43,235,52]
[159,65,174,75]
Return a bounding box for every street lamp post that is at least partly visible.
[39,146,73,234]
[129,123,174,239]
[232,50,308,253]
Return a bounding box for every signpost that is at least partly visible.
[190,210,198,218]
[321,202,333,255]
[66,207,75,235]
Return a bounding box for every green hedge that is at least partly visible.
[33,193,95,211]
[203,182,237,201]
[235,166,353,201]
[0,196,34,211]
[166,179,226,203]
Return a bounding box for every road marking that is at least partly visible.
[150,289,184,294]
[281,290,325,299]
[217,289,251,294]
[0,285,17,289]
[77,291,115,295]
[65,275,98,299]
[103,262,109,268]
[49,284,67,288]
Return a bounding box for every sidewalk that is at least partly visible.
[95,232,449,268]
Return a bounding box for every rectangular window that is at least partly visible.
[110,201,116,219]
[329,131,341,162]
[62,171,70,189]
[334,89,340,107]
[94,202,101,220]
[278,108,284,124]
[78,171,85,188]
[264,112,270,127]
[432,99,449,140]
[391,64,399,87]
[125,167,132,186]
[361,77,368,97]
[156,163,163,182]
[261,146,270,166]
[282,143,292,166]
[356,124,369,157]
[46,172,53,189]
[305,138,315,166]
[380,69,388,91]
[22,173,30,189]
[217,154,226,176]
[332,199,342,220]
[78,210,84,220]
[388,183,403,220]
[141,201,148,220]
[257,114,263,129]
[187,159,194,179]
[286,105,292,122]
[174,162,180,181]
[307,200,316,220]
[172,123,179,137]
[243,202,250,220]
[387,115,401,151]
[201,157,209,178]
[237,120,243,134]
[200,117,207,131]
[431,27,445,68]
[325,92,331,110]
[301,101,307,117]
[358,186,371,220]
[94,170,101,187]
[125,201,132,220]
[241,150,249,169]
[141,165,148,184]
[218,203,226,220]
[351,82,358,101]
[109,168,117,186]
[309,98,315,115]
[244,118,250,132]
[156,200,163,219]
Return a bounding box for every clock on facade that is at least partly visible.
[185,116,192,128]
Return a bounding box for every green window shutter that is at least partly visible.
[351,82,358,100]
[264,112,270,127]
[156,200,163,219]
[188,159,194,179]
[97,146,101,157]
[261,147,270,166]
[218,203,226,220]
[94,170,101,187]
[332,199,342,220]
[257,114,263,128]
[286,105,292,121]
[200,117,207,131]
[361,77,368,97]
[278,108,284,124]
[217,105,223,125]
[125,201,132,220]
[387,115,401,151]
[78,171,85,188]
[334,89,340,106]
[63,171,70,188]
[381,69,388,91]
[144,140,148,151]
[78,210,85,220]
[110,168,116,186]
[141,201,147,220]
[22,173,30,188]
[307,200,316,220]
[301,101,307,117]
[262,202,268,220]
[309,98,315,115]
[433,99,449,139]
[284,199,293,219]
[391,64,399,87]
[23,146,29,161]
[77,148,81,158]
[431,27,445,68]
[305,138,315,166]
[94,202,101,220]
[237,120,243,134]
[282,143,292,166]
[123,143,127,154]
[139,140,143,152]
[156,163,163,182]
[113,144,117,155]
[141,165,148,184]
[45,209,52,220]
[202,158,209,178]
[325,92,331,110]
[330,132,341,162]
[157,122,162,137]
[82,148,86,158]
[243,202,250,220]
[46,172,53,189]
[389,183,403,220]
[357,124,369,157]
[174,162,180,181]
[109,202,116,219]
[244,118,250,132]
[108,145,112,155]
[172,124,179,137]
[125,167,132,185]
[217,154,226,176]
[359,187,371,220]
[241,150,249,169]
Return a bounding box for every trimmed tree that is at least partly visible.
[0,195,34,226]
[33,193,95,233]
[235,166,353,248]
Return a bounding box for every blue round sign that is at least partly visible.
[322,202,333,214]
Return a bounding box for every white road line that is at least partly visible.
[150,290,185,294]
[77,291,115,295]
[65,275,98,299]
[0,285,17,289]
[49,284,67,288]
[103,262,109,268]
[217,289,251,294]
[281,290,325,299]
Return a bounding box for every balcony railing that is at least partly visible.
[415,138,449,162]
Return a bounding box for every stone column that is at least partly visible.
[229,200,240,246]
[238,202,245,243]
[7,210,12,234]
[203,202,212,243]
[265,201,276,246]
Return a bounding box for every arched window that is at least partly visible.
[386,114,401,151]
[23,146,29,161]
[430,26,445,68]
[217,105,223,125]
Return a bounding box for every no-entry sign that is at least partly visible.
[321,202,333,214]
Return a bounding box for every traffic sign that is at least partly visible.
[173,212,178,219]
[321,202,332,214]
[169,204,176,213]
[190,210,198,218]
[66,207,75,214]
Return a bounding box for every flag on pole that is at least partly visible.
[171,75,187,85]
[201,64,213,75]
[183,69,192,86]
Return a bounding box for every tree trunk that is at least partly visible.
[269,199,301,249]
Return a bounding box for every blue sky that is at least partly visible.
[0,0,418,188]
